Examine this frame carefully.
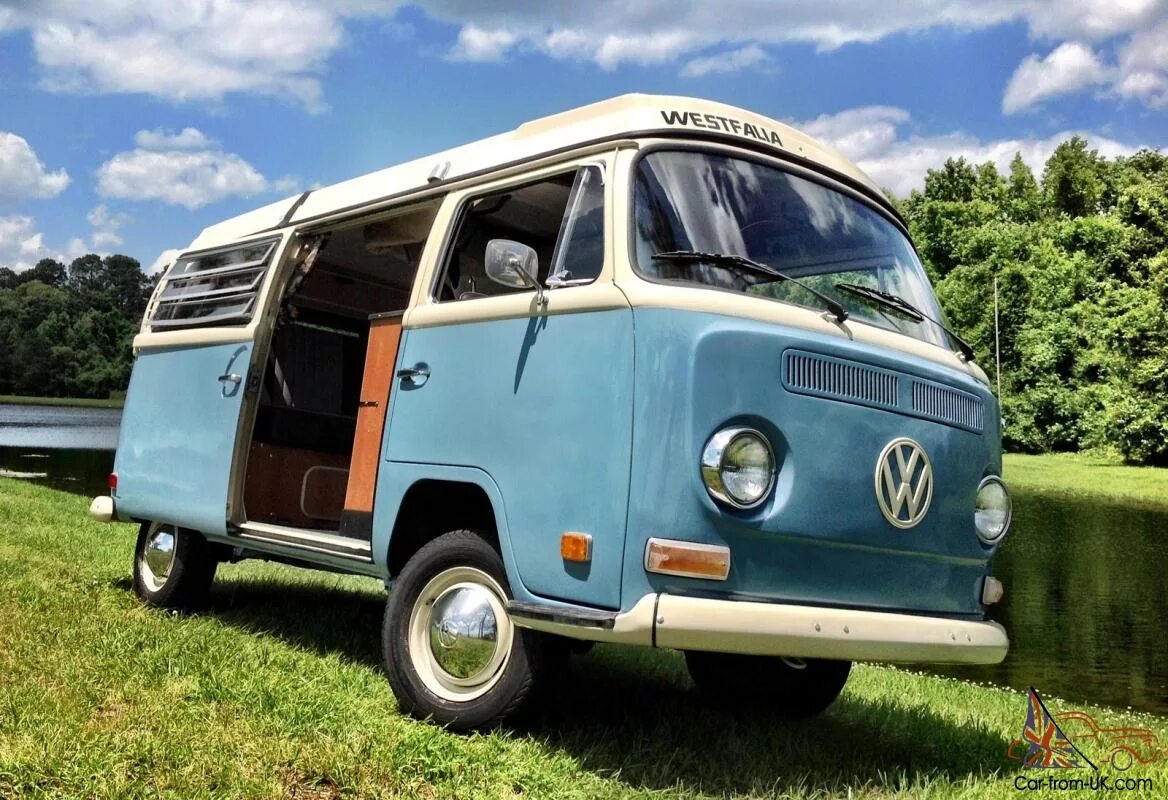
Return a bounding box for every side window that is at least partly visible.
[437,165,604,302]
[150,237,280,329]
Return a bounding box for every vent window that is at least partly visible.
[150,237,280,330]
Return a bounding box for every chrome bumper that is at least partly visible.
[88,495,116,523]
[511,593,1009,665]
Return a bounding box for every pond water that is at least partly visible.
[1,403,1166,715]
[0,404,118,495]
[940,492,1168,716]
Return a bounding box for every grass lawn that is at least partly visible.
[1,479,1166,799]
[1004,452,1168,510]
[0,394,124,409]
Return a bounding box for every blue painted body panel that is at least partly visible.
[383,309,635,609]
[113,341,252,535]
[620,309,1002,617]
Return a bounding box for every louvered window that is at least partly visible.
[150,237,280,330]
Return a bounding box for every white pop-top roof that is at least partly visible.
[187,94,884,250]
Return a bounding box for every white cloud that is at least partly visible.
[86,204,130,250]
[134,128,216,151]
[0,131,70,205]
[1022,0,1166,41]
[0,0,1163,118]
[98,150,267,210]
[1115,19,1168,107]
[681,44,771,78]
[148,248,183,276]
[592,32,697,69]
[4,0,349,109]
[1003,42,1111,114]
[0,215,87,272]
[448,25,518,61]
[0,216,45,269]
[428,2,1168,110]
[96,128,272,210]
[2,1,1165,108]
[798,105,1142,197]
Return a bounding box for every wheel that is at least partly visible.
[132,521,219,609]
[1110,748,1135,771]
[684,651,851,718]
[383,530,544,730]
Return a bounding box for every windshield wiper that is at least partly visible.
[835,282,976,361]
[653,250,848,323]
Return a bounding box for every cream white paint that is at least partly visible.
[512,593,1009,664]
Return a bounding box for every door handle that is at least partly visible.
[217,373,243,385]
[396,365,431,385]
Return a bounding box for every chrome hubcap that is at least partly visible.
[408,566,513,702]
[428,586,500,681]
[140,524,176,592]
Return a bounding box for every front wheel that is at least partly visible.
[383,530,544,730]
[684,651,851,718]
[132,521,219,609]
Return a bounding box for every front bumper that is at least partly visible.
[654,595,1008,664]
[512,593,1008,665]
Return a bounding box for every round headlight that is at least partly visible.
[974,476,1012,543]
[701,427,776,509]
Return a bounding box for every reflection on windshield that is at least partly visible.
[632,150,948,347]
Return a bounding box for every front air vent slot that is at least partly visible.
[911,379,984,432]
[783,351,899,411]
[783,349,987,433]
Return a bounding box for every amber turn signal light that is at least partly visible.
[644,538,730,581]
[560,532,592,563]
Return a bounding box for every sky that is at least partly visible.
[0,0,1166,275]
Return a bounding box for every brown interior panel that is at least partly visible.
[343,314,403,515]
[245,442,349,529]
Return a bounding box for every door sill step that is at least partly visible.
[236,521,372,561]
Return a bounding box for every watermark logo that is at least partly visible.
[1008,687,1160,792]
[1009,687,1096,769]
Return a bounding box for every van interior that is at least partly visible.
[242,203,438,532]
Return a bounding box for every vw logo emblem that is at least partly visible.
[875,437,933,529]
[436,619,460,649]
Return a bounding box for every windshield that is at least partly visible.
[632,150,949,348]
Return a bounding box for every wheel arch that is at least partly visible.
[374,463,533,600]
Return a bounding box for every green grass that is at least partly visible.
[2,479,1166,799]
[1004,452,1168,510]
[0,394,124,409]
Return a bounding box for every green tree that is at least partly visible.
[0,252,149,399]
[1006,153,1042,223]
[1043,136,1109,218]
[923,157,978,203]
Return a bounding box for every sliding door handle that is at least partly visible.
[396,365,431,385]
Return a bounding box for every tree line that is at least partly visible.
[901,139,1168,465]
[0,255,152,399]
[1,137,1165,463]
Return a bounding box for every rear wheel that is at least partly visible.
[383,530,545,730]
[132,521,219,609]
[684,651,851,718]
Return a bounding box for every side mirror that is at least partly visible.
[485,239,546,306]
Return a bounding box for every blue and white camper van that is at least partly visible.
[89,95,1012,729]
